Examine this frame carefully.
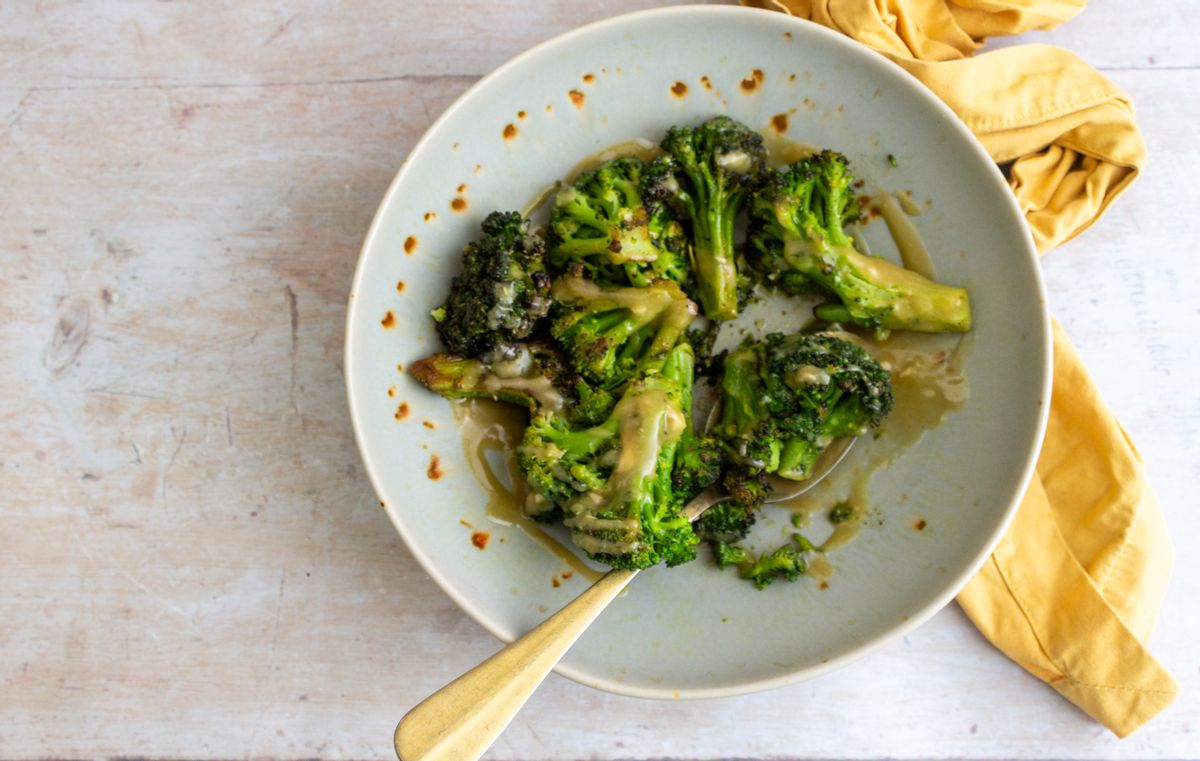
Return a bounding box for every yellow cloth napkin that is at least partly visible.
[742,0,1178,737]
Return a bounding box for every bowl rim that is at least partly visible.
[344,3,1053,700]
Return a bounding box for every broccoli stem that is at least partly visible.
[691,205,739,320]
[788,239,971,333]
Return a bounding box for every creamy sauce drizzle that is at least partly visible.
[874,192,936,280]
[451,399,601,582]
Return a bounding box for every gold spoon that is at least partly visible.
[392,437,854,761]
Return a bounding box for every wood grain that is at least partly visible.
[1,1,1196,759]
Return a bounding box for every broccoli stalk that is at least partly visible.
[432,211,552,360]
[646,116,767,321]
[749,151,971,334]
[550,273,697,390]
[548,157,690,287]
[518,344,704,569]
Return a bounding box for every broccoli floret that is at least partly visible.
[672,432,723,503]
[517,344,703,570]
[645,116,766,320]
[409,341,613,425]
[748,151,971,333]
[711,536,811,589]
[742,544,807,589]
[550,272,697,390]
[713,541,750,568]
[432,211,552,360]
[715,332,893,481]
[548,157,690,287]
[695,501,757,544]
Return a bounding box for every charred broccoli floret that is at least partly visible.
[715,332,893,482]
[645,116,766,320]
[408,341,615,426]
[749,151,971,333]
[517,344,703,570]
[549,273,697,390]
[548,157,690,287]
[431,211,552,360]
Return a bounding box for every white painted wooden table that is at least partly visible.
[2,2,1195,758]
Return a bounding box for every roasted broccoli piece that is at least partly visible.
[549,272,697,390]
[645,116,767,320]
[694,501,757,544]
[748,151,971,333]
[431,211,552,360]
[517,344,703,570]
[712,537,813,590]
[548,157,690,287]
[409,341,614,425]
[715,332,893,482]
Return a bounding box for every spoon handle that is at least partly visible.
[393,568,639,761]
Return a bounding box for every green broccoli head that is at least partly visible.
[712,537,812,590]
[432,211,552,360]
[749,152,971,334]
[549,272,697,390]
[409,341,615,426]
[695,501,757,544]
[548,157,690,287]
[517,343,703,570]
[645,116,767,321]
[715,332,893,481]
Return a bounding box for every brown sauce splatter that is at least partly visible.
[545,104,552,113]
[422,420,436,430]
[551,576,561,588]
[568,89,585,108]
[562,571,573,580]
[740,69,764,92]
[394,402,409,420]
[460,518,473,528]
[784,31,793,40]
[517,110,527,120]
[670,81,688,97]
[450,197,467,212]
[770,113,789,133]
[396,280,406,292]
[452,142,460,149]
[582,73,595,84]
[403,236,417,254]
[427,454,443,480]
[396,363,404,373]
[456,183,468,193]
[819,580,830,590]
[387,386,396,398]
[914,518,927,531]
[471,531,489,549]
[473,164,482,174]
[423,211,436,222]
[788,73,797,82]
[381,311,395,328]
[502,123,518,140]
[699,75,712,90]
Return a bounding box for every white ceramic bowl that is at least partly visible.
[345,5,1051,698]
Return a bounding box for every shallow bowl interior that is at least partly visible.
[345,5,1050,698]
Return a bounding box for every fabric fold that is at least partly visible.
[742,0,1177,736]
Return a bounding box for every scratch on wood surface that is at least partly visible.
[224,408,233,446]
[160,426,188,516]
[262,13,298,46]
[284,284,299,415]
[246,563,288,759]
[42,296,90,376]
